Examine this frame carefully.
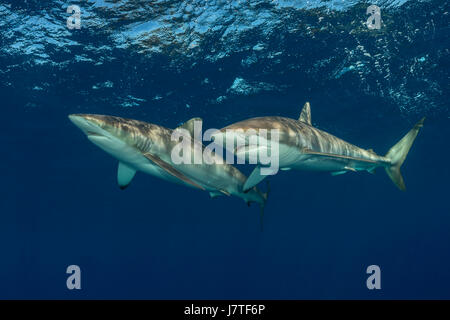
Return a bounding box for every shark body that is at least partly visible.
[69,114,267,207]
[219,102,425,191]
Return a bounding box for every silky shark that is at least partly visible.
[68,114,268,208]
[218,102,425,191]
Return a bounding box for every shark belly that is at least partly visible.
[175,162,235,192]
[291,154,351,171]
[87,134,187,186]
[277,144,304,168]
[291,149,382,172]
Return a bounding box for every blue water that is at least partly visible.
[0,0,449,299]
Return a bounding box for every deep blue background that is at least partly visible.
[0,0,449,299]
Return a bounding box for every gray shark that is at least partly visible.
[68,114,268,208]
[218,102,425,191]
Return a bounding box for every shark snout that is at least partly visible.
[68,114,86,125]
[69,114,104,136]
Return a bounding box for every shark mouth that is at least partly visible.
[87,131,103,137]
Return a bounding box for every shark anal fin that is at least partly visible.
[117,162,136,190]
[142,153,205,190]
[244,166,269,192]
[298,102,312,125]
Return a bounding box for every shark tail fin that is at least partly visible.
[384,117,425,191]
[259,206,264,232]
[259,181,270,232]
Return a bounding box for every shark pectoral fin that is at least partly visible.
[281,167,291,171]
[344,166,357,172]
[243,166,269,192]
[117,162,137,190]
[142,153,205,191]
[209,191,223,198]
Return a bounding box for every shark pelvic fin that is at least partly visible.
[209,191,223,198]
[117,162,137,190]
[142,152,205,190]
[331,170,347,176]
[243,166,269,192]
[175,117,203,137]
[219,189,231,196]
[298,102,312,125]
[331,167,356,176]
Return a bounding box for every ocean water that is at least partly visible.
[0,0,449,299]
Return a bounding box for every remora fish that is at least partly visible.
[68,114,268,208]
[219,102,425,191]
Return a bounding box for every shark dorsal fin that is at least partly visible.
[298,102,312,125]
[176,117,203,137]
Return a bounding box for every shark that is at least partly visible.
[68,114,268,209]
[218,102,425,191]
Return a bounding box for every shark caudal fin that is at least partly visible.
[259,181,270,231]
[247,181,270,231]
[384,117,425,191]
